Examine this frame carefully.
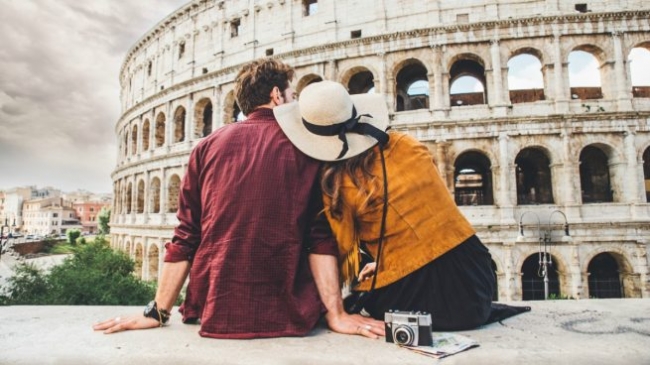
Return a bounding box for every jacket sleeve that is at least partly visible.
[164,146,203,263]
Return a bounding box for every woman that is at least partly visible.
[275,81,527,331]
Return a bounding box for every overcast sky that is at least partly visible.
[2,2,648,194]
[0,0,190,194]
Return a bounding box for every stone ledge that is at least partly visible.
[1,299,649,364]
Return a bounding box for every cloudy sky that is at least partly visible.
[2,2,649,194]
[0,0,189,193]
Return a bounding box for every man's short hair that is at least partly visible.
[234,59,295,115]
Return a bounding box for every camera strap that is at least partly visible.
[345,143,389,315]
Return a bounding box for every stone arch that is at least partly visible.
[453,150,494,206]
[167,174,181,213]
[519,252,564,300]
[136,179,145,213]
[449,53,487,106]
[394,58,429,111]
[142,119,151,151]
[568,44,607,100]
[628,42,650,98]
[149,176,161,213]
[147,244,160,281]
[507,49,546,103]
[155,112,166,147]
[583,247,639,298]
[124,241,132,256]
[125,182,133,214]
[579,144,615,203]
[339,66,377,94]
[131,124,138,156]
[222,90,243,124]
[515,147,554,205]
[173,106,186,143]
[194,98,213,138]
[134,242,144,279]
[296,73,323,94]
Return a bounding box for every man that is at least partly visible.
[93,59,384,339]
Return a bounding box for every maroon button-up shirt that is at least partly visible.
[164,108,338,339]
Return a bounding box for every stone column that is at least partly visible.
[434,141,449,189]
[498,133,512,206]
[623,128,643,205]
[503,243,516,301]
[143,170,150,223]
[165,102,172,151]
[160,168,168,225]
[552,33,569,113]
[561,129,577,205]
[568,239,583,299]
[185,95,194,144]
[612,31,633,111]
[431,45,446,119]
[489,39,508,116]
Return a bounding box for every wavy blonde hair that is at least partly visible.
[320,146,384,284]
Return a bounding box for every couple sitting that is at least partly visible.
[94,60,526,340]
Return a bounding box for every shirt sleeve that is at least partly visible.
[305,179,338,257]
[164,145,203,263]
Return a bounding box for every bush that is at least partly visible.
[0,237,157,305]
[66,229,81,245]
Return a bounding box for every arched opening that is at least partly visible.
[148,245,160,282]
[168,175,181,213]
[124,241,131,257]
[123,132,128,158]
[515,148,554,205]
[508,52,545,103]
[125,182,133,214]
[136,179,145,214]
[347,70,375,94]
[233,101,244,123]
[579,145,613,203]
[173,106,186,143]
[587,253,622,299]
[643,147,650,202]
[521,254,560,300]
[568,49,603,100]
[454,151,494,206]
[450,56,487,106]
[155,113,165,148]
[629,45,650,98]
[142,119,150,151]
[134,243,144,279]
[296,74,323,94]
[131,125,138,156]
[149,177,161,213]
[395,60,429,111]
[194,98,213,138]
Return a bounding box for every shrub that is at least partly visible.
[0,237,157,305]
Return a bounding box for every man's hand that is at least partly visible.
[92,314,161,334]
[325,311,386,339]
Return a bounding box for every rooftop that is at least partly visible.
[1,299,649,364]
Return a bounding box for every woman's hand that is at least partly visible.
[358,262,376,282]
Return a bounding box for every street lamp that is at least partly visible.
[1,215,17,261]
[517,211,547,299]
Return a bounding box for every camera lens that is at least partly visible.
[394,326,414,346]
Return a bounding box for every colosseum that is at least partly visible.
[112,0,650,301]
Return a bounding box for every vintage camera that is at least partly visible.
[384,310,433,346]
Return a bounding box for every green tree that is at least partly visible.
[66,229,81,245]
[0,237,157,305]
[98,207,111,235]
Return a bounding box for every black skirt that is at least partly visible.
[352,235,529,331]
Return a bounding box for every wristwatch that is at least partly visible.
[143,300,171,326]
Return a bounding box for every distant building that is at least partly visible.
[73,201,110,234]
[22,197,81,236]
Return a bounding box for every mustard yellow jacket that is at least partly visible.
[323,132,476,290]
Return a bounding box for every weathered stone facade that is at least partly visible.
[113,0,650,300]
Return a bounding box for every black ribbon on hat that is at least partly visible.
[302,106,389,159]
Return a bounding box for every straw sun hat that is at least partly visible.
[274,80,389,162]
